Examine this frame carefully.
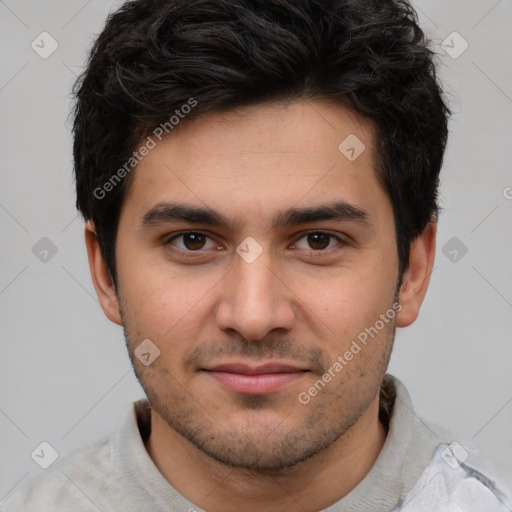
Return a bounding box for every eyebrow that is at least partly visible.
[138,200,370,231]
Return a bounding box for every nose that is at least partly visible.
[215,249,296,342]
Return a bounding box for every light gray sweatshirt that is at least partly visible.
[2,374,510,511]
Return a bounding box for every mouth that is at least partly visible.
[201,361,309,395]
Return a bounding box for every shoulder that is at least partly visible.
[396,441,512,511]
[382,375,512,510]
[0,437,116,512]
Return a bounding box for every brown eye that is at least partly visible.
[294,231,343,251]
[307,232,330,250]
[166,232,217,251]
[182,233,206,250]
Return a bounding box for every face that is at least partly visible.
[112,99,402,470]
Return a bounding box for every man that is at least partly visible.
[2,0,510,510]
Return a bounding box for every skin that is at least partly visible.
[85,99,436,512]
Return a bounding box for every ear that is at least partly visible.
[84,220,123,325]
[396,218,437,327]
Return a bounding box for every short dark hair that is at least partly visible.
[72,0,451,286]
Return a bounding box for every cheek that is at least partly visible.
[306,264,396,335]
[121,281,195,338]
[116,252,220,352]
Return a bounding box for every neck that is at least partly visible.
[145,393,387,512]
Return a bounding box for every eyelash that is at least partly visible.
[164,230,346,256]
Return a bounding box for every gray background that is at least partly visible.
[1,0,511,499]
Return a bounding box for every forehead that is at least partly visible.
[120,99,386,226]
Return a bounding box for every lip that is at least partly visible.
[202,361,309,394]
